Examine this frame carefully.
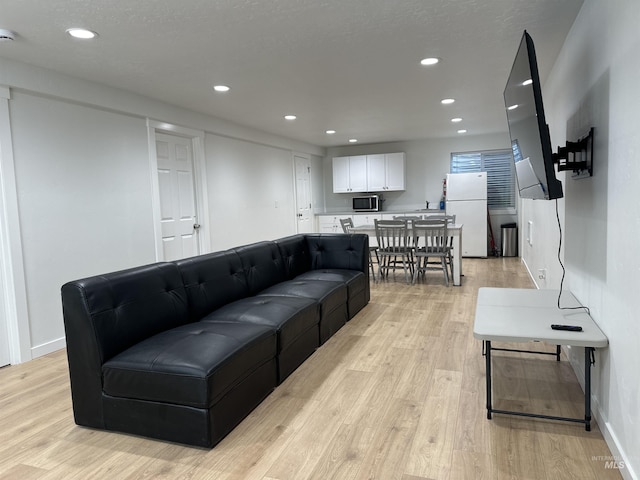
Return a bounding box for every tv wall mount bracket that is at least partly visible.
[553,127,594,179]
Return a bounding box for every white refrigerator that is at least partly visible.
[446,172,487,257]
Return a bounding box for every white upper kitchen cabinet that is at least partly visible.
[366,152,406,191]
[332,155,368,193]
[384,152,406,190]
[365,154,386,191]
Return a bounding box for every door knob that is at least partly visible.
[193,223,201,230]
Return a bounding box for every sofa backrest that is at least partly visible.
[233,241,287,296]
[306,234,369,273]
[275,234,312,279]
[175,250,249,321]
[62,262,190,364]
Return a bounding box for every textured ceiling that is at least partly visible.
[0,0,584,147]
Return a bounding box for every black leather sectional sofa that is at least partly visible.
[61,233,369,448]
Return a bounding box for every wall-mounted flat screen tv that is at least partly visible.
[504,30,563,200]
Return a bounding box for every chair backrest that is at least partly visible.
[412,219,449,253]
[340,217,354,233]
[374,219,410,252]
[425,214,455,224]
[394,215,423,228]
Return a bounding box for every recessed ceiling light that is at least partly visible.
[441,98,455,105]
[457,129,467,134]
[66,28,98,39]
[349,139,358,143]
[284,115,297,121]
[507,104,518,110]
[451,117,463,123]
[326,130,336,134]
[0,29,16,42]
[213,85,230,92]
[522,79,533,86]
[420,57,440,66]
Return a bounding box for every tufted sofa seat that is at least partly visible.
[61,233,369,447]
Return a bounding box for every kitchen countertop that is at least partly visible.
[317,209,445,215]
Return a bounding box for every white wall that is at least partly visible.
[205,134,297,250]
[523,1,640,477]
[0,58,324,363]
[9,93,157,354]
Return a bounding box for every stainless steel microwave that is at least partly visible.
[352,195,379,212]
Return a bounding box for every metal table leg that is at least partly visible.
[585,347,593,431]
[485,341,492,419]
[483,341,595,430]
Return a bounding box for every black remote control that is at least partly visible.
[551,324,583,332]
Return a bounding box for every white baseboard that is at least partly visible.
[31,336,66,359]
[596,412,637,479]
[521,257,541,289]
[566,343,636,478]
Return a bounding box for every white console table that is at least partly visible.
[473,287,608,431]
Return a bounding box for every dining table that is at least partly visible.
[349,223,463,286]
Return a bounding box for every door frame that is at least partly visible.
[0,86,32,364]
[147,120,210,261]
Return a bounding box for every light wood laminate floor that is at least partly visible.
[0,258,622,479]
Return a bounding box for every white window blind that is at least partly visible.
[450,150,515,210]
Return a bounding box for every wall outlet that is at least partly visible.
[538,269,546,280]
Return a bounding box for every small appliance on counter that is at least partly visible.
[352,194,380,212]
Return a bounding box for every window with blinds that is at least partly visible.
[450,150,515,210]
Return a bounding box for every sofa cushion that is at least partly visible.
[257,279,348,343]
[258,279,347,317]
[175,250,249,321]
[294,269,367,319]
[234,241,287,295]
[200,296,319,352]
[102,322,277,409]
[201,295,321,382]
[295,269,366,293]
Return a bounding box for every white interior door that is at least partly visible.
[294,154,313,233]
[156,133,200,261]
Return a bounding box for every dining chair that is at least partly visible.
[374,218,413,283]
[411,218,451,286]
[339,217,354,233]
[424,214,455,278]
[341,217,378,281]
